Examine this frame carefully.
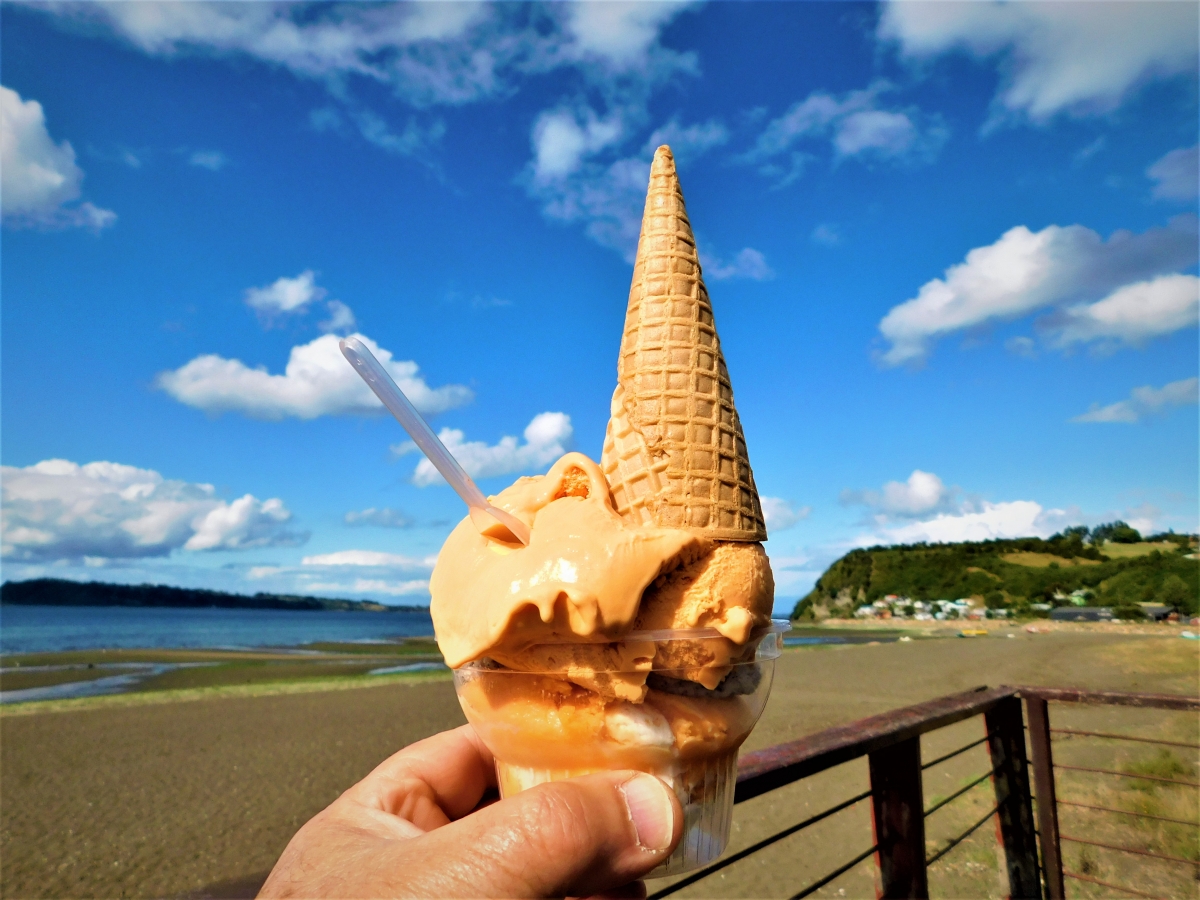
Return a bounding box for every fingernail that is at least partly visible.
[619,774,675,852]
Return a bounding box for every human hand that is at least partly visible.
[258,724,682,899]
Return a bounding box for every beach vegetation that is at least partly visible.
[793,531,1199,620]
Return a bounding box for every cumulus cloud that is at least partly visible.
[395,412,572,486]
[188,149,228,171]
[702,247,774,281]
[842,470,957,518]
[245,270,327,315]
[1148,145,1199,203]
[1041,274,1198,350]
[158,332,472,420]
[878,216,1198,365]
[563,1,695,71]
[0,84,116,231]
[343,507,413,528]
[760,498,810,531]
[1072,377,1199,424]
[742,81,947,186]
[879,1,1198,124]
[1,459,305,562]
[318,299,357,334]
[531,107,625,183]
[301,549,436,568]
[35,3,695,169]
[857,500,1069,546]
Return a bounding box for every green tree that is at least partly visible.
[1160,575,1192,611]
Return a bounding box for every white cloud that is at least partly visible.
[188,149,228,171]
[878,216,1198,366]
[761,498,810,531]
[245,270,326,315]
[158,332,472,420]
[842,470,956,518]
[1072,377,1199,424]
[0,84,116,231]
[525,151,651,259]
[703,247,774,282]
[301,549,436,568]
[1044,274,1198,350]
[742,82,947,186]
[1005,336,1036,358]
[879,1,1198,124]
[349,109,446,164]
[524,112,729,260]
[344,578,430,596]
[531,107,624,182]
[644,118,728,161]
[811,223,841,247]
[343,507,413,528]
[397,411,572,486]
[858,499,1067,546]
[1,459,304,562]
[1148,145,1198,203]
[564,1,695,71]
[318,299,357,334]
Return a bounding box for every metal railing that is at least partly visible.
[1019,686,1200,900]
[648,684,1199,900]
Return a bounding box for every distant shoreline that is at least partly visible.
[0,578,425,614]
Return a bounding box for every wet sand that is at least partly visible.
[1,630,1196,899]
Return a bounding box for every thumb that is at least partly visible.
[415,770,682,898]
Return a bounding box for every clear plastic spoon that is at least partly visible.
[339,337,531,546]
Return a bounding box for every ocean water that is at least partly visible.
[0,604,435,655]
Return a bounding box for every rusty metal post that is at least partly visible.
[985,696,1042,899]
[1025,696,1064,900]
[869,736,929,899]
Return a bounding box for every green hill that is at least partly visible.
[0,578,426,613]
[792,529,1198,620]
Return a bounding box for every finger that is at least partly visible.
[343,725,496,827]
[406,770,681,898]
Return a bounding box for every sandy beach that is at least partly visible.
[2,628,1196,899]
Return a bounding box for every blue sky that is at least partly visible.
[2,1,1197,613]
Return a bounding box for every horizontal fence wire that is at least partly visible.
[788,844,878,900]
[922,769,995,818]
[646,790,873,900]
[1054,763,1200,787]
[1058,799,1200,828]
[921,735,989,770]
[1062,870,1166,899]
[1051,728,1200,749]
[1060,833,1200,868]
[925,803,1000,867]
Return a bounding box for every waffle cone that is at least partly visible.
[600,146,767,542]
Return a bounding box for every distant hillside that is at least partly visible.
[0,578,427,614]
[792,530,1198,620]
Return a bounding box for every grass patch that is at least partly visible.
[1000,552,1100,568]
[1099,541,1181,559]
[1091,637,1200,678]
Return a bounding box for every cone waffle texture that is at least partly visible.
[601,146,767,542]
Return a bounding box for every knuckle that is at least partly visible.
[520,782,600,857]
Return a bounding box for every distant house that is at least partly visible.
[1050,607,1113,622]
[1138,604,1173,622]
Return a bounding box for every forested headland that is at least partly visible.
[0,578,425,613]
[792,525,1198,621]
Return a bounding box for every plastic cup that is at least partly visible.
[452,621,787,877]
